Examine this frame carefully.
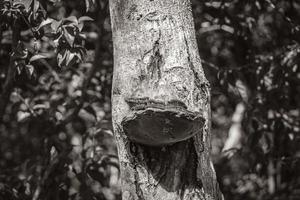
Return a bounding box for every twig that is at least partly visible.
[201,60,219,71]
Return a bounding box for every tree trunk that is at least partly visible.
[109,0,223,199]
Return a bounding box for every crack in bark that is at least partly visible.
[133,164,145,199]
[128,143,146,199]
[145,32,162,82]
[148,40,162,80]
[183,32,205,90]
[135,31,162,84]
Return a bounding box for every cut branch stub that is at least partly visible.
[122,98,205,146]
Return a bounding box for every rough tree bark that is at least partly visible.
[109,0,223,199]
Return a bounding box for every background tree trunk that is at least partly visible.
[109,0,223,199]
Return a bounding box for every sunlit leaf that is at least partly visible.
[66,51,76,67]
[30,54,47,62]
[64,16,78,24]
[38,18,54,30]
[78,23,84,31]
[20,0,33,12]
[78,16,94,23]
[57,49,68,67]
[85,0,96,12]
[63,25,76,46]
[25,64,35,78]
[51,19,62,31]
[17,111,31,122]
[33,0,39,20]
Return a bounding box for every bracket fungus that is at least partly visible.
[122,98,205,146]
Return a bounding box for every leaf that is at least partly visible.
[78,23,84,31]
[78,33,86,40]
[33,0,40,20]
[38,0,47,17]
[20,0,33,12]
[16,64,24,75]
[13,42,28,60]
[75,51,83,62]
[78,46,87,57]
[78,16,94,23]
[33,104,49,110]
[83,105,97,120]
[57,49,68,67]
[51,20,62,31]
[235,80,249,102]
[53,34,62,47]
[50,146,58,162]
[85,0,96,12]
[66,51,76,67]
[63,26,76,46]
[25,64,35,78]
[30,54,47,62]
[17,111,31,122]
[64,16,78,24]
[38,18,54,30]
[78,16,93,31]
[48,0,61,3]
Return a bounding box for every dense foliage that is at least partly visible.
[0,0,299,200]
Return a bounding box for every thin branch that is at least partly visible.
[201,60,220,71]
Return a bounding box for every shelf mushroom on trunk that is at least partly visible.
[122,97,205,146]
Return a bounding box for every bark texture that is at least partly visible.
[109,0,223,199]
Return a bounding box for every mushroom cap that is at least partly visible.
[122,107,204,146]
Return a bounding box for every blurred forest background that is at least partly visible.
[0,0,299,200]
